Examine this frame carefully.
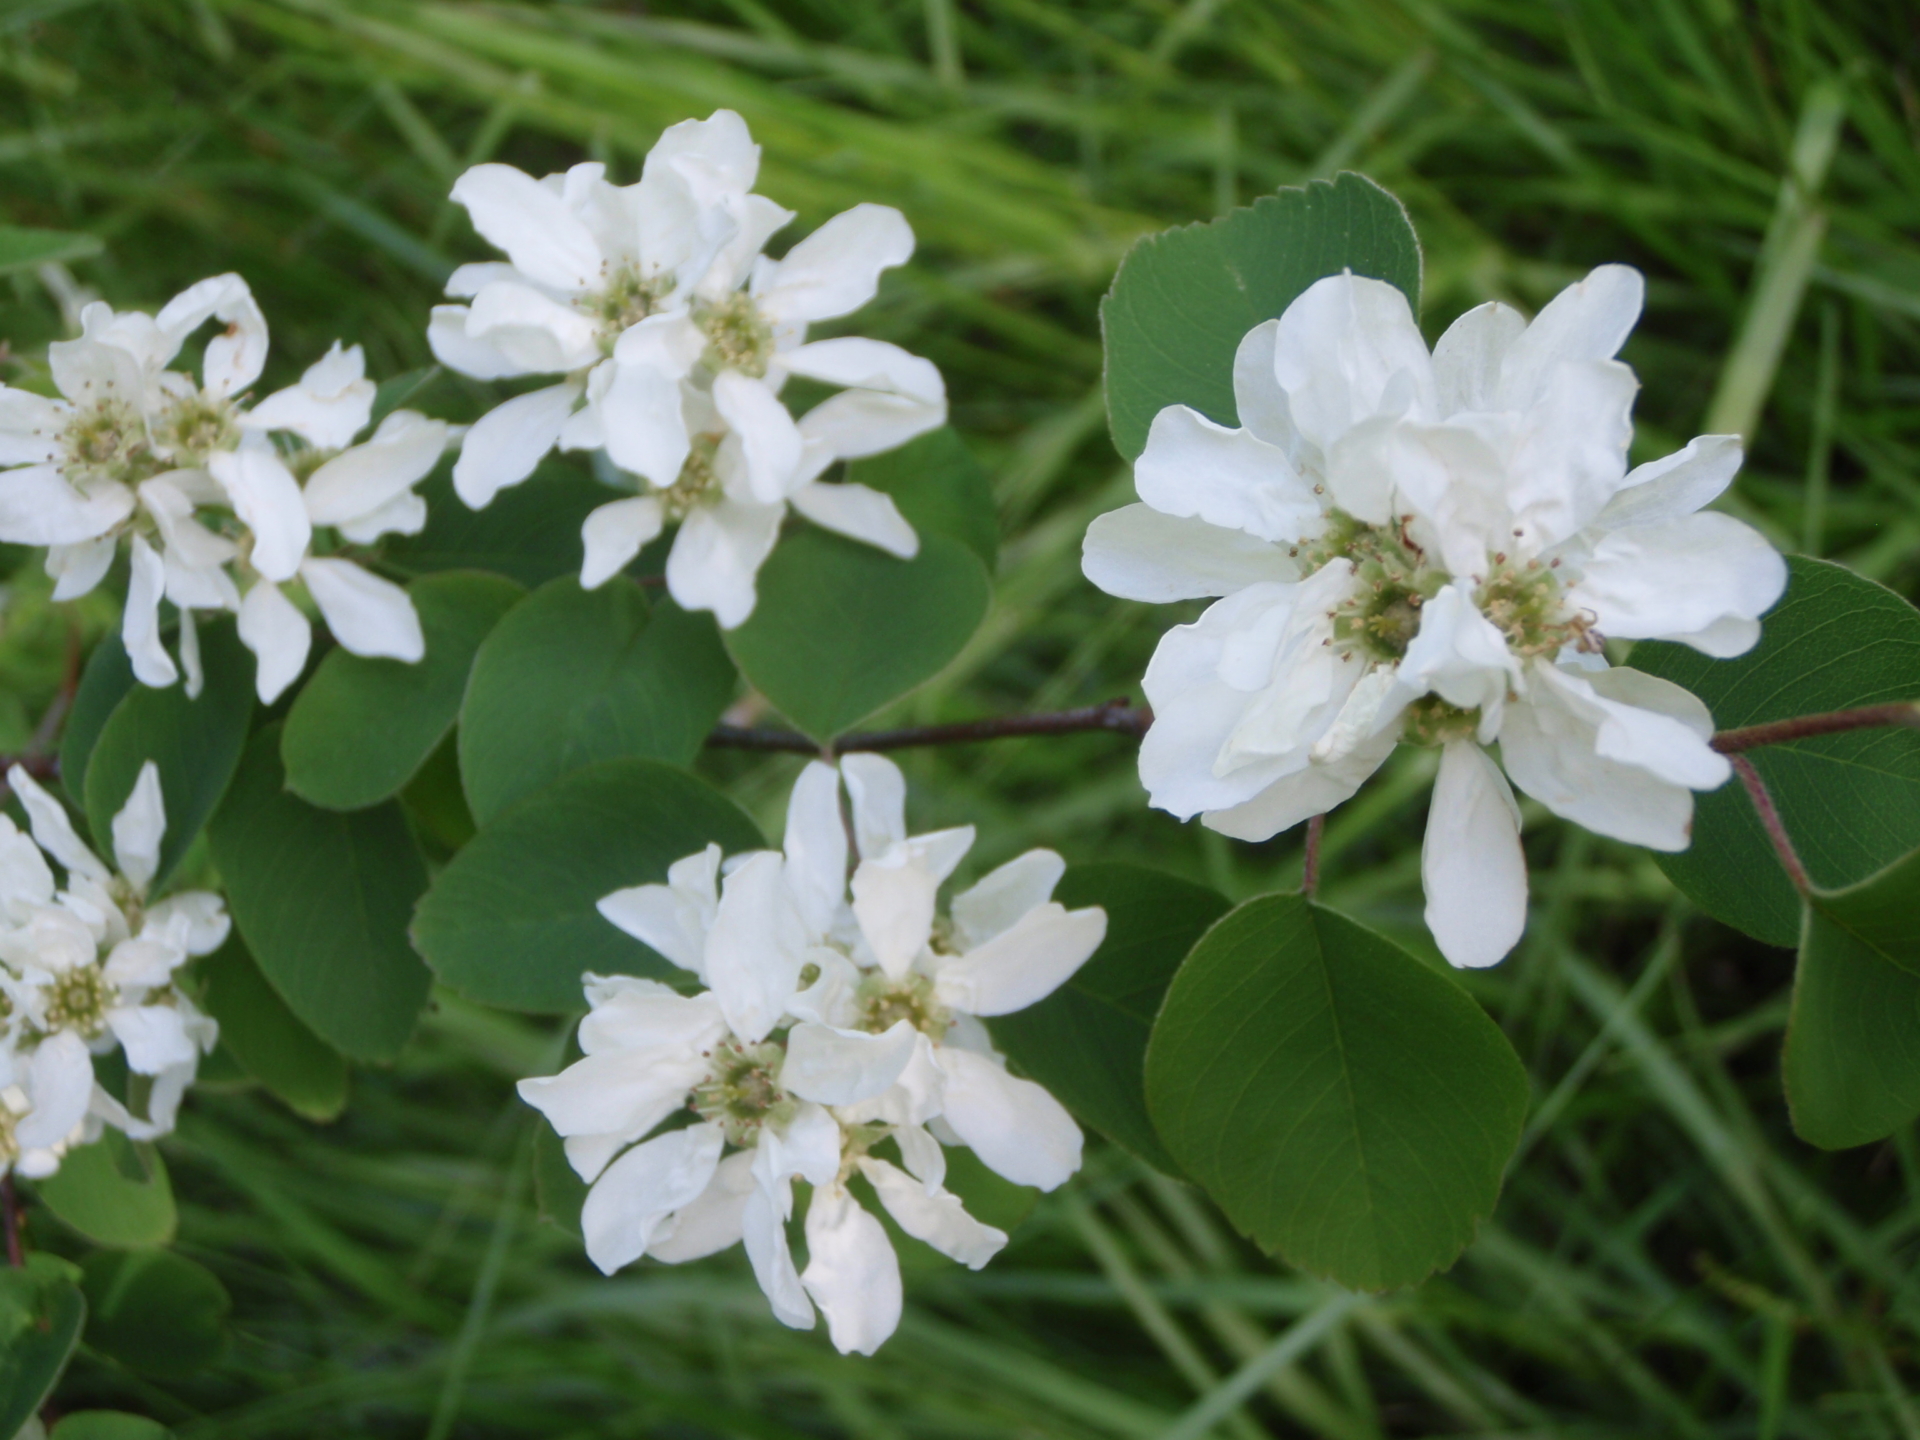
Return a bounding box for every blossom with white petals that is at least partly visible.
[432,109,944,628]
[0,761,224,1159]
[1083,266,1786,969]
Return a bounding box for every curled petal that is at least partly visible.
[756,204,913,325]
[301,558,425,662]
[800,1184,904,1356]
[449,163,605,293]
[933,902,1105,1017]
[580,1122,725,1275]
[452,382,580,510]
[237,581,312,705]
[580,496,666,590]
[936,1045,1082,1191]
[859,1156,1006,1269]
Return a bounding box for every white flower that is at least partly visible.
[432,109,943,629]
[0,1080,81,1180]
[1084,267,1787,969]
[0,761,224,1148]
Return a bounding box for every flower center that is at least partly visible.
[691,1037,795,1147]
[586,265,675,347]
[1400,695,1481,748]
[695,293,775,379]
[42,964,112,1038]
[61,397,154,489]
[1296,512,1446,666]
[152,391,238,465]
[657,433,722,519]
[853,971,950,1043]
[1474,555,1600,660]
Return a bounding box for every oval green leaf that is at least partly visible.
[844,425,998,571]
[1633,556,1920,947]
[80,1249,230,1379]
[207,725,431,1062]
[0,1254,86,1440]
[726,529,990,744]
[196,935,349,1121]
[282,570,523,810]
[61,631,137,809]
[385,462,612,589]
[991,864,1228,1178]
[459,577,736,825]
[1145,894,1526,1291]
[34,1131,176,1248]
[82,616,253,889]
[53,1414,172,1440]
[412,758,763,1012]
[1101,173,1422,462]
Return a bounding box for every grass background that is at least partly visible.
[4,0,1920,1434]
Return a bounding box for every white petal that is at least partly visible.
[951,850,1065,950]
[237,580,312,705]
[450,163,605,292]
[1502,357,1638,548]
[596,843,721,975]
[580,1122,724,1275]
[787,481,917,558]
[141,891,229,956]
[0,819,54,919]
[934,902,1105,1017]
[1422,742,1527,969]
[781,337,943,405]
[793,387,946,466]
[428,304,524,381]
[517,1048,709,1156]
[111,761,166,895]
[1270,272,1437,465]
[782,761,848,940]
[704,851,807,1043]
[1082,503,1296,602]
[781,1020,916,1106]
[0,463,133,546]
[851,857,937,981]
[0,386,66,465]
[107,1002,197,1074]
[6,765,108,883]
[1495,264,1644,411]
[451,382,580,509]
[648,1149,756,1263]
[303,414,448,527]
[577,978,727,1056]
[840,754,907,859]
[755,1100,843,1191]
[593,354,692,489]
[46,537,116,602]
[757,204,913,324]
[859,1156,1006,1269]
[937,1046,1082,1190]
[580,496,666,589]
[15,1031,93,1151]
[1134,406,1321,543]
[1202,724,1397,841]
[663,496,784,629]
[1432,301,1527,414]
[465,281,601,373]
[742,1180,814,1329]
[713,371,802,504]
[178,606,205,701]
[1587,433,1744,533]
[210,447,311,582]
[801,1184,904,1356]
[1571,512,1785,653]
[1388,582,1519,720]
[242,341,375,450]
[301,558,424,662]
[155,273,268,395]
[122,537,178,689]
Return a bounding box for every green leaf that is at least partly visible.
[53,1414,172,1440]
[282,570,524,810]
[413,758,763,1012]
[385,462,611,589]
[80,1249,230,1379]
[207,726,431,1061]
[1145,894,1527,1291]
[459,577,736,825]
[845,425,998,571]
[1633,556,1920,947]
[990,864,1228,1178]
[0,224,102,275]
[61,633,137,809]
[726,529,990,744]
[533,1121,586,1240]
[82,617,253,888]
[0,1254,86,1440]
[1101,173,1422,462]
[196,934,350,1122]
[34,1131,176,1248]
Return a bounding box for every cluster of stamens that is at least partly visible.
[60,397,154,490]
[695,293,775,378]
[1474,551,1600,660]
[586,264,674,346]
[853,971,949,1044]
[690,1036,796,1147]
[151,392,239,466]
[1296,512,1446,666]
[41,964,113,1039]
[656,434,722,518]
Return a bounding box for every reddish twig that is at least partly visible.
[1732,755,1810,893]
[1712,701,1920,754]
[706,700,1153,757]
[1302,814,1325,898]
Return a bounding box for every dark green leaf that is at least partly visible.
[0,225,102,274]
[459,577,736,825]
[413,758,763,1012]
[80,1249,230,1379]
[52,1412,172,1440]
[1101,173,1422,461]
[207,726,431,1061]
[991,864,1228,1178]
[726,529,990,744]
[82,617,253,888]
[1633,557,1920,947]
[0,1254,85,1440]
[282,570,523,810]
[196,934,349,1121]
[1145,894,1526,1290]
[370,365,444,428]
[385,462,611,589]
[1784,902,1920,1149]
[62,632,137,809]
[845,425,998,570]
[34,1131,176,1248]
[533,1121,586,1240]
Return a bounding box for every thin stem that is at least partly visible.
[1302,814,1325,898]
[1713,701,1920,754]
[706,700,1152,757]
[1733,755,1810,893]
[3,1174,22,1268]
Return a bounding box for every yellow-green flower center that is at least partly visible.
[695,293,775,379]
[43,964,112,1038]
[587,265,675,348]
[691,1037,795,1147]
[853,971,950,1043]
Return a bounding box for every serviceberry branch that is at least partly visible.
[1731,755,1811,894]
[1710,701,1920,754]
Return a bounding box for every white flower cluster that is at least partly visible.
[1085,267,1787,968]
[430,109,947,628]
[0,274,451,703]
[519,753,1105,1354]
[0,762,224,1179]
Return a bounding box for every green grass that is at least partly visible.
[5,0,1920,1434]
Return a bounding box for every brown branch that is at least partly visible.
[1302,814,1325,898]
[1732,755,1810,893]
[1713,701,1920,754]
[706,700,1154,757]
